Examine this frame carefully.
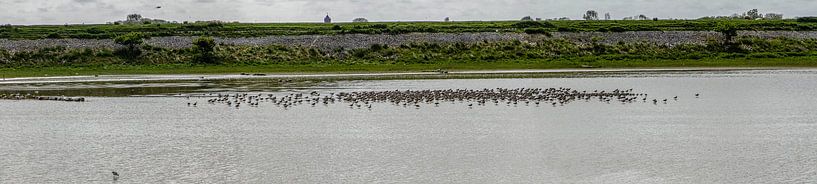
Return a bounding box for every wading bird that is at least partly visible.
[112,171,119,181]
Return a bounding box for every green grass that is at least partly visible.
[3,57,816,78]
[2,19,816,39]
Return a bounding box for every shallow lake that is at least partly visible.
[2,69,817,183]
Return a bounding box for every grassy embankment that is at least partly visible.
[3,19,817,78]
[2,19,817,39]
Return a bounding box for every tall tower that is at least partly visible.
[324,13,332,23]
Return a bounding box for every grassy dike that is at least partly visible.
[4,27,817,78]
[3,19,817,39]
[2,57,817,78]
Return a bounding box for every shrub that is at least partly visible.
[609,26,627,32]
[46,33,63,39]
[797,17,817,23]
[370,24,388,29]
[513,21,555,28]
[193,36,219,64]
[114,32,146,46]
[114,32,148,59]
[524,28,549,34]
[557,27,579,32]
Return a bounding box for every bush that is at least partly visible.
[370,24,388,29]
[193,36,219,64]
[524,28,549,35]
[513,21,555,28]
[557,27,578,32]
[46,33,63,39]
[797,17,817,23]
[609,26,627,32]
[114,32,146,46]
[114,32,148,59]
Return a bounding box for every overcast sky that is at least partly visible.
[1,0,815,25]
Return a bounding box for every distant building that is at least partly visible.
[324,14,332,23]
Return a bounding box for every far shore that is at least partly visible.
[1,67,811,85]
[3,56,817,82]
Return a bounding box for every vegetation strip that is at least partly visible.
[3,19,817,39]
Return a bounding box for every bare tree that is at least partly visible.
[583,10,599,20]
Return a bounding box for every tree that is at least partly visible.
[716,23,739,52]
[193,36,219,64]
[604,13,611,20]
[114,32,147,59]
[746,9,762,19]
[521,16,533,21]
[352,18,369,23]
[583,10,599,20]
[127,14,142,22]
[444,17,450,22]
[638,14,649,20]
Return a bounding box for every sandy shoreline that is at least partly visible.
[0,67,802,85]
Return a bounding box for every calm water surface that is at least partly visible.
[1,70,817,183]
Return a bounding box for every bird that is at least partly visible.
[112,171,120,181]
[156,6,162,9]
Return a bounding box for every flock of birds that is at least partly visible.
[190,88,699,110]
[0,88,700,109]
[0,93,85,102]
